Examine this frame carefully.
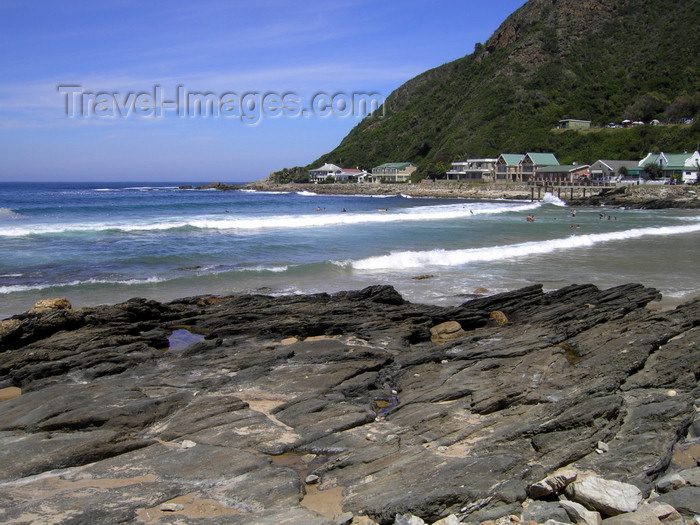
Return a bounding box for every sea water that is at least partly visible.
[1,181,698,318]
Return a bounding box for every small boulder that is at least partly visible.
[529,470,578,499]
[305,474,320,484]
[600,502,681,525]
[29,298,72,314]
[490,310,508,326]
[430,321,465,343]
[656,473,685,493]
[394,514,425,525]
[522,500,571,524]
[655,486,700,518]
[160,503,185,512]
[0,318,22,335]
[677,466,700,487]
[560,500,602,525]
[565,476,642,516]
[335,512,354,525]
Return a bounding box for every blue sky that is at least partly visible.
[0,0,526,183]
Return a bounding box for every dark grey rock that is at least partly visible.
[0,284,698,525]
[335,511,355,525]
[523,501,573,524]
[654,486,700,517]
[679,466,700,486]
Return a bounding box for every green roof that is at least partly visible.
[525,153,559,165]
[663,153,693,168]
[498,154,525,165]
[640,152,694,169]
[639,153,661,166]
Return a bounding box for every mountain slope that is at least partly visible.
[280,0,700,180]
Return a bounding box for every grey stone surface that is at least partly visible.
[0,283,698,524]
[654,486,700,518]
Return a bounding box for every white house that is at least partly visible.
[589,160,641,181]
[335,168,369,182]
[370,162,418,183]
[308,163,342,182]
[446,158,497,181]
[682,151,700,183]
[639,151,700,183]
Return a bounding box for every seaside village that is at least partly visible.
[309,150,700,186]
[308,122,700,187]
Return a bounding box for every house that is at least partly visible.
[589,160,641,181]
[520,153,559,181]
[370,162,418,183]
[558,119,591,130]
[494,154,525,182]
[446,158,497,181]
[308,163,341,183]
[639,151,700,183]
[683,152,700,183]
[335,168,369,182]
[536,164,591,182]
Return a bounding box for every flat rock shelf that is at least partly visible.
[0,283,698,524]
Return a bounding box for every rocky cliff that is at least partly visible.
[0,284,699,524]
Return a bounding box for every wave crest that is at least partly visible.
[0,207,23,219]
[350,223,700,270]
[0,201,540,237]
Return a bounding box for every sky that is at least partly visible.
[0,0,527,183]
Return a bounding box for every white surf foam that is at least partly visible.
[0,201,540,237]
[542,192,567,206]
[0,276,165,294]
[241,189,290,194]
[0,207,23,219]
[349,223,700,270]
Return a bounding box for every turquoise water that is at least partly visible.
[1,182,699,317]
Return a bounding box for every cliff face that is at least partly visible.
[298,0,700,177]
[486,0,629,50]
[484,0,630,68]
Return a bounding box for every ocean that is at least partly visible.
[1,181,699,319]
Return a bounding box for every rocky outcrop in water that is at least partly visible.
[0,283,698,524]
[567,184,700,209]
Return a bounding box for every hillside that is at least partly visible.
[275,0,700,181]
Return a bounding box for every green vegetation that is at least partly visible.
[272,166,309,184]
[273,0,700,181]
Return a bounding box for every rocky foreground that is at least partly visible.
[0,284,699,524]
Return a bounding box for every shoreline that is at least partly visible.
[243,180,700,208]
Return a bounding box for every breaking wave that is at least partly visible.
[349,223,700,270]
[0,207,23,219]
[0,276,166,295]
[0,201,540,237]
